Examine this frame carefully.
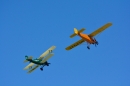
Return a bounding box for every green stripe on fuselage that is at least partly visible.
[30,59,43,65]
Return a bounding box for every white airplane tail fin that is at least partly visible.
[24,56,33,63]
[70,28,85,38]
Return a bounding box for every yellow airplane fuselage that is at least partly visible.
[78,33,95,44]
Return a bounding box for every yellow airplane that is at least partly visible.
[65,22,112,50]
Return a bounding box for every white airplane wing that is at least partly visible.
[27,65,40,74]
[23,63,34,70]
[38,46,56,60]
[40,53,54,63]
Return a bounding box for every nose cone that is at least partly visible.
[74,28,78,34]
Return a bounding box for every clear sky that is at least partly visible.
[0,0,130,86]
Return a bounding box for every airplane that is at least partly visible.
[65,23,112,50]
[23,46,56,74]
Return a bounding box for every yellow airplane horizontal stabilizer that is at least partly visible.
[70,28,85,38]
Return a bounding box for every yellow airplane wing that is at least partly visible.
[88,23,112,37]
[65,39,85,50]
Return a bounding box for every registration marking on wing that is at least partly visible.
[39,46,56,60]
[65,39,85,50]
[23,63,34,70]
[27,65,40,74]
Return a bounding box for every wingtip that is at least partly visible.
[108,22,112,25]
[52,46,56,48]
[27,72,31,74]
[65,47,70,50]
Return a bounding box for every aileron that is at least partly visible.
[89,23,112,37]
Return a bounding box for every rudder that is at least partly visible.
[24,56,33,63]
[70,28,85,38]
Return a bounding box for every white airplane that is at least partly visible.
[23,46,56,74]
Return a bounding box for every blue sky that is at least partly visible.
[0,0,130,86]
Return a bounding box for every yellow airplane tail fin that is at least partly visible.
[70,28,85,38]
[74,28,78,35]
